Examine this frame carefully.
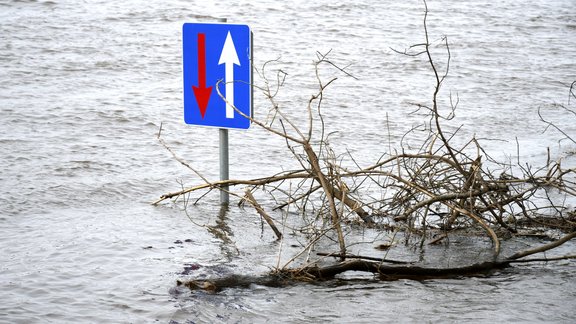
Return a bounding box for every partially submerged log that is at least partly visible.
[178,232,576,293]
[296,259,509,280]
[177,274,290,293]
[178,254,576,293]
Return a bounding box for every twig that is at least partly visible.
[316,252,412,264]
[505,255,576,264]
[244,189,283,240]
[507,231,576,260]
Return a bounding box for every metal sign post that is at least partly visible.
[218,18,229,205]
[219,128,229,204]
[182,21,252,205]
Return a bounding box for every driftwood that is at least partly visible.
[179,253,576,293]
[162,0,575,291]
[178,232,576,292]
[177,274,290,293]
[299,260,508,280]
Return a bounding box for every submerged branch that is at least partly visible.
[244,189,283,240]
[152,171,310,205]
[507,231,576,260]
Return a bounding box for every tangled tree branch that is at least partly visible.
[160,0,576,290]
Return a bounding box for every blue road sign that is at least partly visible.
[183,23,252,129]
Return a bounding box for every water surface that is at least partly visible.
[1,0,575,322]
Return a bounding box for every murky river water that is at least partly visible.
[1,0,575,322]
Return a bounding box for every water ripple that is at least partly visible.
[1,0,575,322]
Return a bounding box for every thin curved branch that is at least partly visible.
[507,231,576,260]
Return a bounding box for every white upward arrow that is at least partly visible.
[218,31,240,119]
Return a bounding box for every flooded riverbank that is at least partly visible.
[1,0,575,322]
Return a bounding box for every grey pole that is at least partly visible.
[219,128,229,205]
[218,17,230,205]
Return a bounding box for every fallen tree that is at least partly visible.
[176,232,576,292]
[159,0,576,292]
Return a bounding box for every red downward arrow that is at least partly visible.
[192,33,212,118]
